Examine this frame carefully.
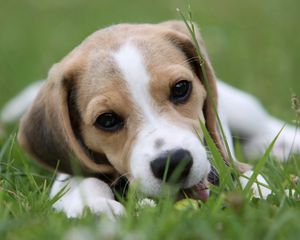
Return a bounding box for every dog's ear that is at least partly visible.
[18,64,115,174]
[159,20,230,165]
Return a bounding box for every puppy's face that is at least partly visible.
[79,38,209,195]
[19,22,222,198]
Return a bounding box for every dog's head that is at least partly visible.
[18,21,228,198]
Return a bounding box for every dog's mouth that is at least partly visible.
[181,166,219,202]
[114,167,219,202]
[182,180,210,202]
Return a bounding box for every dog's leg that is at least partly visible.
[50,174,125,219]
[217,80,300,160]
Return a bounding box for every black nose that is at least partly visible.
[150,149,193,182]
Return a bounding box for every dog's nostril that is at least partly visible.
[150,149,193,182]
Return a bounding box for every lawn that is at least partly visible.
[0,0,300,239]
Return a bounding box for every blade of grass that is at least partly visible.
[162,156,171,183]
[200,120,235,191]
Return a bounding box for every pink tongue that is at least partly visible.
[194,182,209,202]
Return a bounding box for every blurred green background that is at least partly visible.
[0,0,299,121]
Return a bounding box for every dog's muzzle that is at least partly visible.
[149,148,219,202]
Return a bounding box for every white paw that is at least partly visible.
[53,196,125,220]
[239,170,271,199]
[243,122,300,160]
[50,176,125,220]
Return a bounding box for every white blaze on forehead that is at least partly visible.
[113,41,156,121]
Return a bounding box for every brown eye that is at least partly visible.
[95,112,124,132]
[170,80,192,104]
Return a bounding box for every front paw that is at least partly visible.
[53,197,125,220]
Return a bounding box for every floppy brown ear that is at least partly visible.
[160,20,230,165]
[18,64,115,174]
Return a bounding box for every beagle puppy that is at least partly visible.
[2,21,300,218]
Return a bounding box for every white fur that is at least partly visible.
[50,174,125,219]
[113,42,210,195]
[113,42,155,123]
[0,80,44,123]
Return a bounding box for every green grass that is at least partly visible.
[1,0,300,239]
[1,130,300,239]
